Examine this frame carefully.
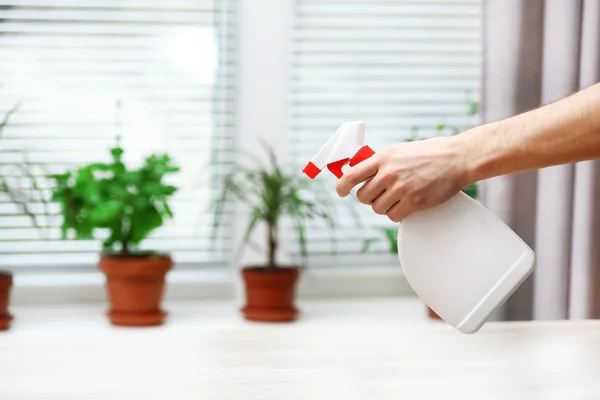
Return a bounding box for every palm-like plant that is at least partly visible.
[213,143,337,270]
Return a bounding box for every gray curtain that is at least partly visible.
[482,0,600,321]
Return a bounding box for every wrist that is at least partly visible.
[453,123,498,185]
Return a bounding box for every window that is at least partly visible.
[288,0,482,266]
[0,0,482,277]
[0,0,236,269]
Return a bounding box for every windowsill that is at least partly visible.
[11,267,234,305]
[11,265,415,305]
[6,297,431,334]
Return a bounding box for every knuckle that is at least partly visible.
[344,170,357,185]
[387,204,411,223]
[381,169,396,185]
[411,194,427,208]
[372,203,386,215]
[393,183,406,196]
[387,213,401,223]
[355,187,368,204]
[386,208,400,222]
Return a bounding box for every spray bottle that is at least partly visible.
[302,121,535,334]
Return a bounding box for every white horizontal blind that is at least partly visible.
[288,0,482,266]
[0,0,236,269]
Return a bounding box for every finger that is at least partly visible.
[356,176,386,205]
[371,187,403,215]
[386,200,416,223]
[335,157,379,197]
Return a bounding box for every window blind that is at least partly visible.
[0,0,236,269]
[288,0,482,266]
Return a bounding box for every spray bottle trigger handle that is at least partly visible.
[326,145,375,179]
[349,145,375,167]
[326,158,350,179]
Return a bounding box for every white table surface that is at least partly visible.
[1,297,599,400]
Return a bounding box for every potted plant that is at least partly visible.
[49,136,179,326]
[0,272,12,331]
[213,143,335,322]
[0,102,19,331]
[0,100,51,331]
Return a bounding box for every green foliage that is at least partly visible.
[408,98,479,140]
[468,100,479,116]
[406,98,481,200]
[461,182,478,199]
[212,142,336,269]
[363,96,481,255]
[49,138,179,255]
[406,126,419,142]
[0,100,51,234]
[362,226,398,255]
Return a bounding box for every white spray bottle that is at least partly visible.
[302,121,535,334]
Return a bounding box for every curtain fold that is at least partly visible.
[482,0,600,320]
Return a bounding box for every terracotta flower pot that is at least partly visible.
[99,254,172,327]
[427,306,442,320]
[0,271,13,331]
[241,266,300,322]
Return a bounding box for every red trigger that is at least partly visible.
[325,146,375,179]
[326,158,349,179]
[349,145,375,167]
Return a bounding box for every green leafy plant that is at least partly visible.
[212,143,338,270]
[49,137,179,256]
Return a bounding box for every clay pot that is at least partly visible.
[0,271,13,331]
[99,254,172,327]
[241,266,300,322]
[427,306,442,320]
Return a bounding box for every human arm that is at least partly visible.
[336,82,600,222]
[462,81,600,182]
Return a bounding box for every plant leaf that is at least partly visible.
[234,207,263,262]
[162,201,174,218]
[468,101,479,116]
[0,102,20,139]
[362,237,379,253]
[292,216,308,267]
[462,182,478,199]
[129,206,163,244]
[88,201,123,227]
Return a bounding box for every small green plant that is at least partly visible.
[49,137,179,256]
[212,142,337,270]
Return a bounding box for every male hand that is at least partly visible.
[336,136,471,222]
